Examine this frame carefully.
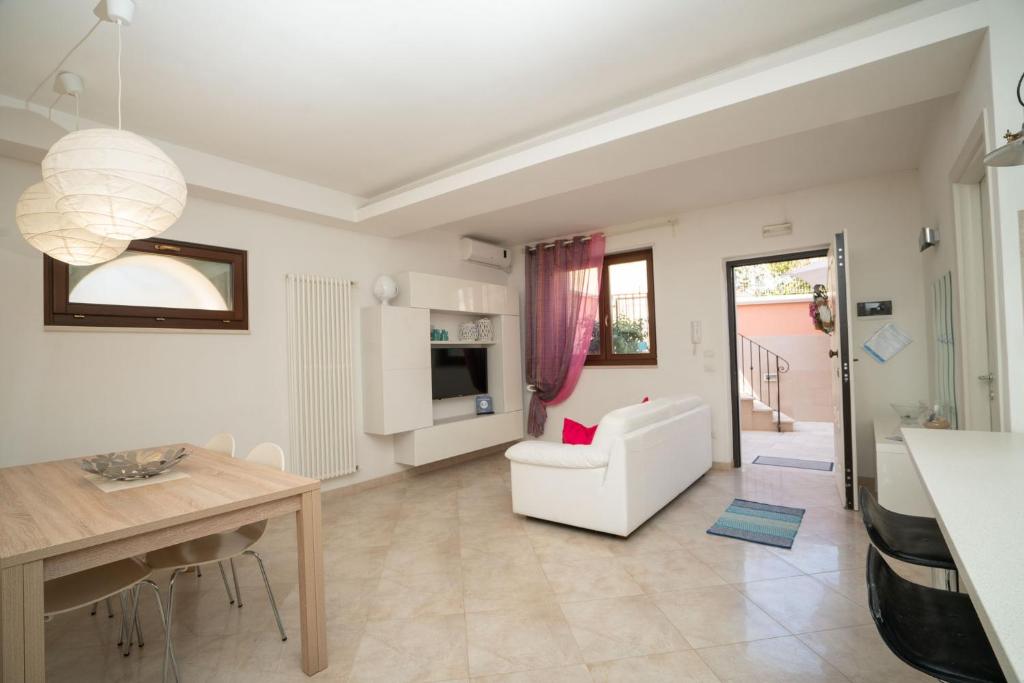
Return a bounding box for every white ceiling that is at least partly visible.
[433,96,948,245]
[0,0,921,197]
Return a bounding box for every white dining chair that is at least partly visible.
[49,558,179,681]
[145,442,288,678]
[204,432,236,457]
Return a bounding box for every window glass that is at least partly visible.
[68,253,233,310]
[607,260,651,355]
[45,238,248,330]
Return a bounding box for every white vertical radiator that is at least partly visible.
[285,274,357,479]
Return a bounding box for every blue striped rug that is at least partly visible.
[707,499,805,549]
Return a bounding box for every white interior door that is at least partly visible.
[827,231,857,510]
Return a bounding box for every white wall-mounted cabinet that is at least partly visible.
[394,411,523,466]
[364,272,524,465]
[394,271,519,314]
[361,305,432,434]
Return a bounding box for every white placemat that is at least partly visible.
[84,469,190,493]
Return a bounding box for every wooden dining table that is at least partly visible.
[0,445,327,681]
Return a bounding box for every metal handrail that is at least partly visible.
[737,333,791,432]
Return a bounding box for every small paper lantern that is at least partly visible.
[41,128,187,241]
[16,182,129,266]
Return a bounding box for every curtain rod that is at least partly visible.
[524,218,678,252]
[525,235,594,252]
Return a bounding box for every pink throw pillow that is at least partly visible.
[562,418,598,445]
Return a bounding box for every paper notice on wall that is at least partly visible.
[863,322,913,363]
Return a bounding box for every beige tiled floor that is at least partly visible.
[45,451,933,682]
[742,421,835,465]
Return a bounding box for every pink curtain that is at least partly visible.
[525,234,605,436]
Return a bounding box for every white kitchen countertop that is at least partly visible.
[903,428,1024,682]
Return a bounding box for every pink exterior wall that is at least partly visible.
[737,301,832,422]
[737,301,815,337]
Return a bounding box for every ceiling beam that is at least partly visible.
[0,94,365,228]
[354,0,987,234]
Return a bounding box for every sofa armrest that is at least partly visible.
[505,440,610,469]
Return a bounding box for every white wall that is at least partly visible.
[982,0,1024,432]
[514,172,930,478]
[917,2,1024,433]
[0,156,510,488]
[917,32,991,429]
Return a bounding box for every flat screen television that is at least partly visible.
[431,347,488,399]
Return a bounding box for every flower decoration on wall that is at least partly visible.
[809,284,834,334]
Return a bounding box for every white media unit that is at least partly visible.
[361,272,524,466]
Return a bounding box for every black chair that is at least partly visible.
[859,486,955,570]
[866,546,1006,683]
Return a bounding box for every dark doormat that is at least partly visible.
[753,455,834,472]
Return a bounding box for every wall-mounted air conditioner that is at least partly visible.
[460,237,512,271]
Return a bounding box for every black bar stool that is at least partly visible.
[859,486,958,588]
[866,546,1005,683]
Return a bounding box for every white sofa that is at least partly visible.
[505,395,712,536]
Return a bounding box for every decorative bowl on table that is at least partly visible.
[79,445,192,481]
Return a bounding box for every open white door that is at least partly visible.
[827,231,857,510]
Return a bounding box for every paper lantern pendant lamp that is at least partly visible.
[16,182,129,266]
[41,128,187,241]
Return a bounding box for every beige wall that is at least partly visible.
[514,171,929,478]
[0,155,510,490]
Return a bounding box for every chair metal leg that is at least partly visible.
[90,601,98,616]
[245,550,287,641]
[138,579,178,683]
[217,561,235,604]
[132,584,144,648]
[230,557,243,608]
[196,565,203,578]
[117,591,129,653]
[162,570,183,683]
[105,596,115,618]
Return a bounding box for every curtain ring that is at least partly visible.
[527,384,538,393]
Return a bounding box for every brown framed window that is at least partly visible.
[44,237,248,330]
[586,248,657,366]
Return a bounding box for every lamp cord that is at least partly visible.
[47,93,64,121]
[25,19,101,108]
[116,20,123,130]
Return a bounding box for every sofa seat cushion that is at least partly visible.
[505,440,609,469]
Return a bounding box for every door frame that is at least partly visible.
[726,248,830,468]
[950,113,1002,430]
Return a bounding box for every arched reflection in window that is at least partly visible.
[69,253,232,310]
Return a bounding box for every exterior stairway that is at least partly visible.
[739,392,795,432]
[737,333,794,432]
